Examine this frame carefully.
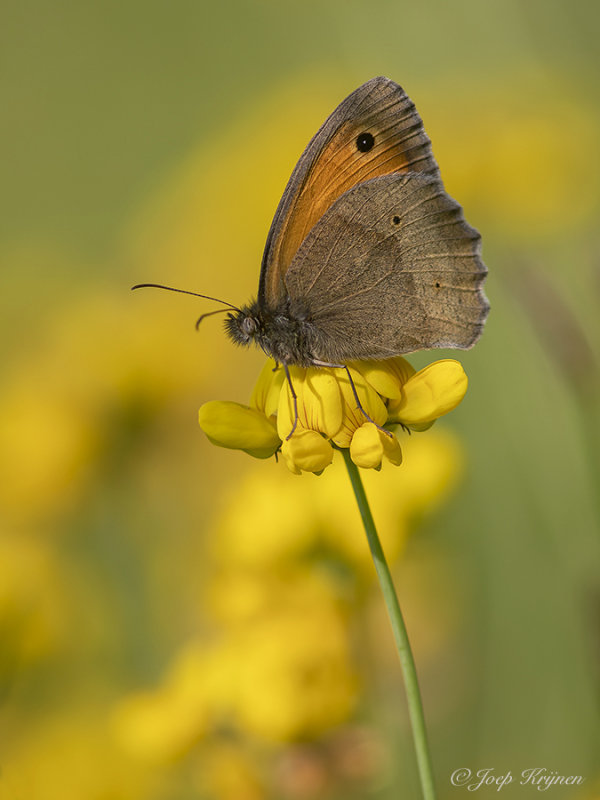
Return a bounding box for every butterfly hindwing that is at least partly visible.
[284,172,488,362]
[259,77,441,307]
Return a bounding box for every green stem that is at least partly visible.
[342,448,437,800]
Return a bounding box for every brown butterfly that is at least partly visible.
[135,77,488,433]
[225,77,488,364]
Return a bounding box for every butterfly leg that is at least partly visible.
[311,360,393,439]
[283,363,299,440]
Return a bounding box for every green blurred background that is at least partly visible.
[1,1,599,798]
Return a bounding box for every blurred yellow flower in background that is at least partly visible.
[199,356,468,473]
[193,740,265,800]
[1,708,158,800]
[0,535,66,672]
[208,433,463,573]
[113,572,357,752]
[111,415,463,777]
[427,77,600,240]
[0,290,211,531]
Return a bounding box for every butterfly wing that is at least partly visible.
[284,172,489,361]
[259,77,440,306]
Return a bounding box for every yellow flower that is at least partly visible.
[350,422,403,469]
[199,356,468,474]
[388,359,469,429]
[198,401,280,460]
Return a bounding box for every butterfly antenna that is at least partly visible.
[131,283,241,313]
[195,307,231,331]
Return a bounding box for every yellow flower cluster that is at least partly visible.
[199,356,468,473]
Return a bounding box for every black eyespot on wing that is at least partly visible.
[392,215,401,225]
[435,282,441,288]
[356,132,374,152]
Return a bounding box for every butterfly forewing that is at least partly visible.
[259,77,441,306]
[284,172,489,362]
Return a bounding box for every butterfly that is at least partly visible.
[225,76,488,365]
[135,77,488,435]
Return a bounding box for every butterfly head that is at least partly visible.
[225,304,262,348]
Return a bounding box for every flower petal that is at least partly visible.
[277,367,343,441]
[300,369,344,437]
[351,357,415,400]
[333,367,388,448]
[388,359,468,426]
[198,401,280,458]
[277,366,306,441]
[350,423,402,469]
[250,359,285,417]
[281,430,333,474]
[381,429,403,465]
[349,423,383,469]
